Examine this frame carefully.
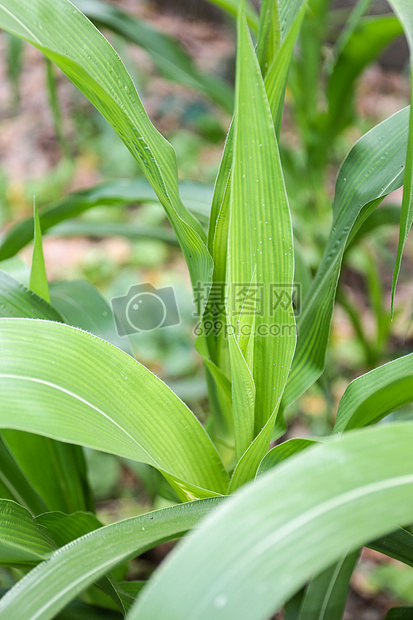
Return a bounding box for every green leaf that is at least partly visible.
[228,6,296,444]
[388,0,413,311]
[0,319,228,499]
[0,272,92,514]
[257,0,280,74]
[129,423,413,620]
[29,202,50,303]
[283,107,410,409]
[298,552,359,620]
[48,221,179,246]
[0,500,56,565]
[333,353,413,433]
[0,270,62,321]
[0,179,212,260]
[0,0,212,298]
[74,0,234,113]
[0,498,223,620]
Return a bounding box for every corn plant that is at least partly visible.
[0,0,412,618]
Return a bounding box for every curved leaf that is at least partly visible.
[0,270,62,322]
[0,498,223,620]
[130,423,413,620]
[0,319,228,499]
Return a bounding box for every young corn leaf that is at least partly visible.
[223,4,296,481]
[0,0,213,298]
[385,608,413,619]
[0,498,224,620]
[231,4,296,427]
[283,107,410,409]
[388,0,413,312]
[0,319,228,499]
[129,423,413,620]
[0,500,56,565]
[29,202,50,303]
[333,352,413,433]
[74,0,234,113]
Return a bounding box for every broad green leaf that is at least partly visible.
[0,270,62,321]
[0,257,30,287]
[0,498,223,620]
[388,0,413,311]
[0,438,47,515]
[29,203,50,303]
[0,319,228,499]
[334,353,413,433]
[0,0,212,298]
[50,280,133,354]
[74,0,234,113]
[298,552,359,620]
[0,179,212,260]
[257,438,318,476]
[283,107,410,409]
[130,423,413,620]
[0,272,92,514]
[0,500,56,565]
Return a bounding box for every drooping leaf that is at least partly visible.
[257,438,318,476]
[0,498,223,620]
[129,423,413,620]
[0,0,213,299]
[0,319,228,499]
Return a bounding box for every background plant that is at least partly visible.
[0,0,412,618]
